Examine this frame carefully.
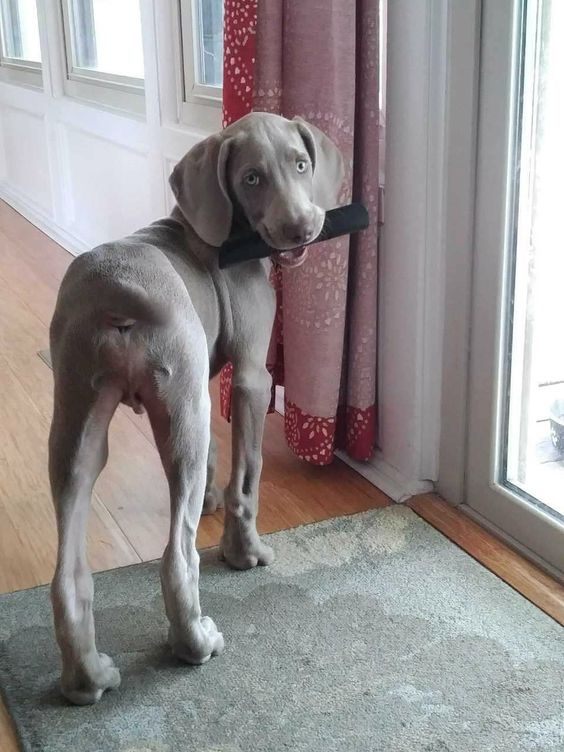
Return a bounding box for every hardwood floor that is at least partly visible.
[0,201,562,750]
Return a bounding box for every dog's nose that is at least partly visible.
[283,221,315,246]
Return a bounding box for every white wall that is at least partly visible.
[0,0,221,254]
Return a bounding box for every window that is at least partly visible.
[65,0,143,81]
[180,0,223,105]
[194,0,222,87]
[503,0,564,518]
[0,0,42,85]
[0,0,40,63]
[61,0,145,113]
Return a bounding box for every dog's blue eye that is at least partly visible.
[296,160,308,174]
[244,172,260,186]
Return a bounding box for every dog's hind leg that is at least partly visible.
[49,375,121,705]
[143,353,224,665]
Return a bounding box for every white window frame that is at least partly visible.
[58,0,145,116]
[178,0,222,124]
[0,0,42,88]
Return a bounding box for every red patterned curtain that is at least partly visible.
[220,0,382,466]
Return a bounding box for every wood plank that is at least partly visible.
[0,227,60,327]
[409,493,564,625]
[0,202,70,288]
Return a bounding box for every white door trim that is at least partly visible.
[464,0,564,576]
[436,0,482,503]
[371,0,450,492]
[369,0,482,498]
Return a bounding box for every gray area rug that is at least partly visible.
[1,507,563,752]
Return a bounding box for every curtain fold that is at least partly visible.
[221,0,382,465]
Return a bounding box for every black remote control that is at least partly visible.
[218,202,369,268]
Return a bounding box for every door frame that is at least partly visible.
[439,0,564,578]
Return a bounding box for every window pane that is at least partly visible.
[504,0,564,518]
[69,0,144,79]
[0,0,41,63]
[196,0,223,87]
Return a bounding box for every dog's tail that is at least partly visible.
[101,280,171,329]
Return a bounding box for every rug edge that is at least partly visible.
[0,506,404,601]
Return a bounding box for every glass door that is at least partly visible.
[466,0,564,575]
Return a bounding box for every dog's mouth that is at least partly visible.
[271,247,309,268]
[260,228,309,268]
[260,214,324,268]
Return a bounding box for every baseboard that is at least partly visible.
[0,184,88,256]
[336,450,434,503]
[274,388,432,502]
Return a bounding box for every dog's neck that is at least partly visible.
[169,204,263,276]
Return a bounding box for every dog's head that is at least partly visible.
[169,112,344,267]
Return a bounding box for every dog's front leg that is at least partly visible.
[220,363,274,569]
[202,434,224,514]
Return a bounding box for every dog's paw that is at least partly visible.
[219,538,275,570]
[169,616,224,665]
[61,652,121,706]
[202,487,224,515]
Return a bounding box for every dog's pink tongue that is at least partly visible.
[273,247,308,268]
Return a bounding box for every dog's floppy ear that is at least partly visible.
[169,133,233,247]
[293,116,345,209]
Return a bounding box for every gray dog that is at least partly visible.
[48,112,344,704]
